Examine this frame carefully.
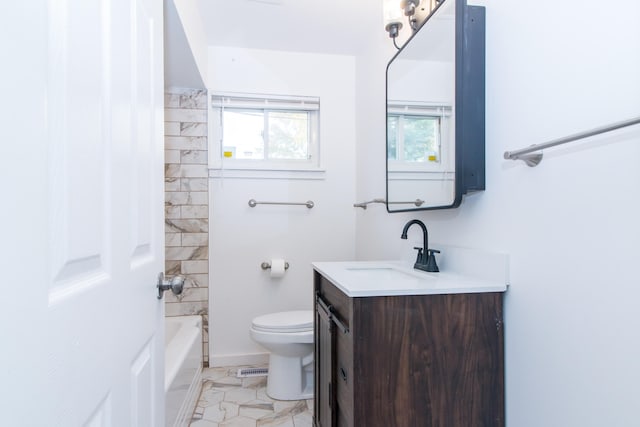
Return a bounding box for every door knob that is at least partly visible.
[157,272,185,299]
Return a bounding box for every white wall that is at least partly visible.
[164,0,205,88]
[172,0,208,83]
[207,47,357,365]
[356,1,640,426]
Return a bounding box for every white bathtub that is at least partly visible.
[165,316,203,427]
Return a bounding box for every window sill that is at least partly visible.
[208,167,326,180]
[388,170,455,181]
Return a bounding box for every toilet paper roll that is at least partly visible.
[270,259,286,278]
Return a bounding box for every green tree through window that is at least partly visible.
[388,114,440,162]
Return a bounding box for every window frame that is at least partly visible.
[209,92,321,174]
[387,113,442,162]
[387,101,453,173]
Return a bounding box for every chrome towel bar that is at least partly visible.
[248,199,314,209]
[353,198,425,209]
[353,198,386,209]
[504,116,640,167]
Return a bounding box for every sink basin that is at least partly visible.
[313,260,507,297]
[345,266,432,282]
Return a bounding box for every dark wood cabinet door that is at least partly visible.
[315,297,335,427]
[352,292,504,427]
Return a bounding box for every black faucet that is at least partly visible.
[400,219,440,272]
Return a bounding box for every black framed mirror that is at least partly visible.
[385,0,485,212]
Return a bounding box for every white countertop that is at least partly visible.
[313,260,508,297]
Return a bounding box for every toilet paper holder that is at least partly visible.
[261,261,290,270]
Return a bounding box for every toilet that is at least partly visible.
[250,310,314,400]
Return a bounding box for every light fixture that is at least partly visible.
[383,0,404,49]
[401,0,421,31]
[384,0,442,49]
[402,0,421,13]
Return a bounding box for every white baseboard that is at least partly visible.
[210,352,269,368]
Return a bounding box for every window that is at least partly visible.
[387,102,452,171]
[387,114,440,163]
[210,93,320,171]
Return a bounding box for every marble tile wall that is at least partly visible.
[164,88,210,366]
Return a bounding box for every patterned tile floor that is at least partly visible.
[189,366,313,427]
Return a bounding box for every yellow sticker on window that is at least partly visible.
[428,155,437,161]
[223,151,233,158]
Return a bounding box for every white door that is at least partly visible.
[0,0,165,425]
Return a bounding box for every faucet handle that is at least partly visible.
[425,249,440,273]
[412,247,424,263]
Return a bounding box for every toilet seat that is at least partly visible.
[252,310,313,333]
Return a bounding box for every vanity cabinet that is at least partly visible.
[313,270,504,427]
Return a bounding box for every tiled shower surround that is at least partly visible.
[164,88,209,366]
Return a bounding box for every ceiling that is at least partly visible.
[196,0,384,55]
[164,0,395,88]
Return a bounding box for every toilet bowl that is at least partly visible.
[250,310,314,401]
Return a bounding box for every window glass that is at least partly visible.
[267,111,309,160]
[211,93,320,170]
[403,116,439,162]
[223,110,264,159]
[388,114,440,163]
